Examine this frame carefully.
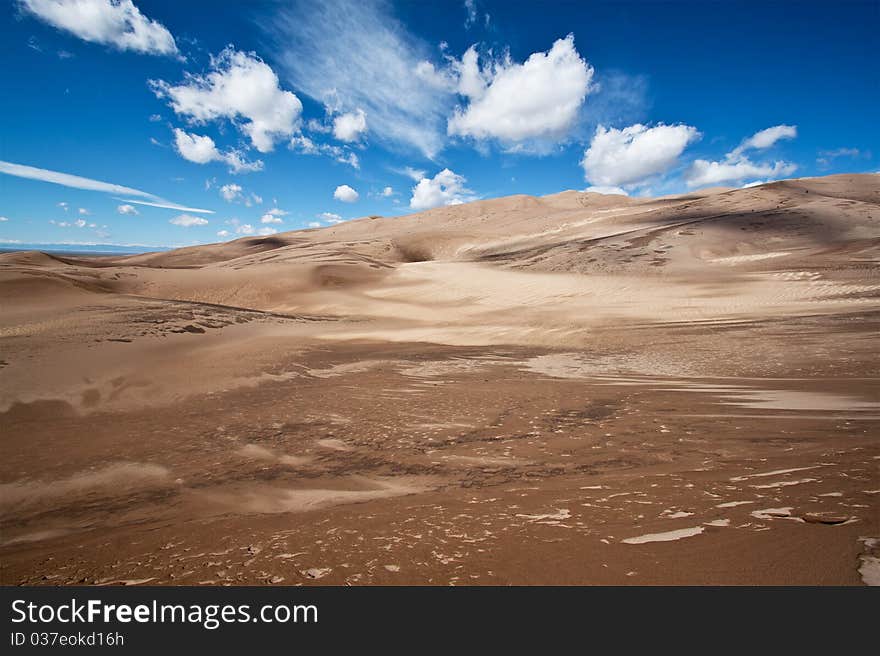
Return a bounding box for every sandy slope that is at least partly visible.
[0,173,878,585]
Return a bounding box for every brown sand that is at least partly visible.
[0,173,878,585]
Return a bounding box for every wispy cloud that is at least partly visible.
[115,198,214,214]
[0,159,214,213]
[267,0,450,158]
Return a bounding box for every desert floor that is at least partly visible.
[1,174,878,585]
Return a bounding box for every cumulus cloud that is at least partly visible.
[220,183,242,202]
[257,227,277,236]
[269,0,451,157]
[20,0,177,56]
[333,184,359,203]
[409,168,475,210]
[173,129,219,164]
[0,159,212,213]
[172,129,263,174]
[260,207,285,224]
[445,35,594,146]
[319,212,344,224]
[585,185,628,196]
[170,213,209,227]
[115,204,138,215]
[685,159,797,188]
[152,48,302,152]
[216,229,230,238]
[582,123,700,189]
[78,207,90,215]
[381,186,393,197]
[685,124,798,188]
[333,109,367,142]
[308,222,321,228]
[0,216,8,222]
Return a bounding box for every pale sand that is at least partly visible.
[0,174,877,585]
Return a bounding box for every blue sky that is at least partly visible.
[1,0,877,249]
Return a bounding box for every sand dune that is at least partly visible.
[0,174,877,585]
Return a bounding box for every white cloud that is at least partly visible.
[170,214,209,227]
[57,201,69,210]
[445,35,594,146]
[117,204,139,215]
[257,227,277,236]
[734,124,797,155]
[222,149,264,174]
[464,0,477,27]
[220,183,242,202]
[235,224,254,235]
[216,229,231,238]
[3,160,145,196]
[819,147,861,159]
[172,129,264,174]
[817,147,866,168]
[115,198,212,213]
[319,212,343,224]
[585,185,628,196]
[259,207,287,223]
[381,186,393,197]
[21,0,177,56]
[685,124,798,188]
[337,152,360,169]
[333,184,359,203]
[396,166,425,181]
[333,109,367,142]
[289,135,361,169]
[581,123,700,188]
[289,135,320,155]
[172,128,219,163]
[152,47,302,152]
[78,207,90,215]
[51,217,91,229]
[685,159,797,188]
[0,216,8,222]
[271,0,451,157]
[409,168,475,210]
[308,222,321,228]
[0,159,213,213]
